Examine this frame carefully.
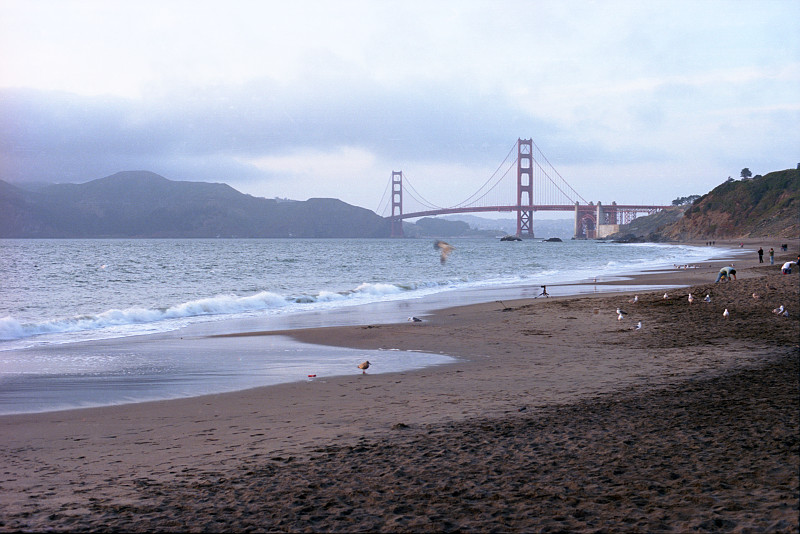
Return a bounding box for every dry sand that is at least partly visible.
[1,245,798,532]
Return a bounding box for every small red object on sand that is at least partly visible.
[308,374,316,378]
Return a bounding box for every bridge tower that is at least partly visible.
[390,171,404,237]
[516,138,534,237]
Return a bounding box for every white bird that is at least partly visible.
[617,312,625,321]
[408,316,422,322]
[688,293,694,304]
[723,309,730,319]
[752,293,760,299]
[663,292,669,299]
[773,305,785,315]
[358,361,370,374]
[633,321,642,330]
[704,294,711,303]
[616,308,628,316]
[629,295,638,304]
[782,310,790,317]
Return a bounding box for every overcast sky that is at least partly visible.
[1,0,798,216]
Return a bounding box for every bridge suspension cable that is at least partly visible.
[378,137,592,218]
[449,141,518,209]
[375,176,391,215]
[402,173,444,210]
[531,139,588,205]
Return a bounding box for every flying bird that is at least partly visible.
[358,361,370,374]
[723,309,730,319]
[434,240,454,264]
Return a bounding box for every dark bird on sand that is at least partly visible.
[434,240,454,264]
[358,361,370,374]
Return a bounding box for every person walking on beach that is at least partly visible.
[536,285,550,298]
[758,247,764,263]
[769,248,774,265]
[715,266,736,283]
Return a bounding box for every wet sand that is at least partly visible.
[1,244,798,532]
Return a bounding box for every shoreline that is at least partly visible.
[1,242,797,531]
[0,240,746,416]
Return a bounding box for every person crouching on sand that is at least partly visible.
[781,261,796,275]
[715,266,736,283]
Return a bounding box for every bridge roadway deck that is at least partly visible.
[394,205,672,220]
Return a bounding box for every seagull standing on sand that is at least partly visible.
[434,240,454,264]
[688,293,694,304]
[358,361,370,374]
[723,309,730,319]
[663,292,669,299]
[704,294,711,303]
[752,293,760,299]
[773,305,785,315]
[631,321,642,330]
[408,316,422,322]
[616,308,627,321]
[629,295,638,304]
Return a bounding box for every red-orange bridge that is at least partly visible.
[377,138,671,239]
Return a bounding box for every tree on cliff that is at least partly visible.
[672,195,701,206]
[740,168,752,179]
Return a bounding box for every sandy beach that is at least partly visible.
[1,242,798,532]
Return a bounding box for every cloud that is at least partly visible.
[1,0,799,212]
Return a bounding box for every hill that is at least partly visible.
[439,214,575,240]
[663,169,799,240]
[610,168,799,241]
[606,207,687,242]
[0,171,390,238]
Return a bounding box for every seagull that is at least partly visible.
[773,305,785,315]
[632,321,642,330]
[688,293,694,304]
[616,307,628,316]
[617,312,625,321]
[434,240,454,264]
[407,316,422,322]
[723,309,729,319]
[663,292,669,299]
[629,295,638,304]
[704,294,711,303]
[752,293,760,299]
[782,310,790,317]
[358,361,370,374]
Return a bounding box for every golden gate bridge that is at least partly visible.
[376,138,671,239]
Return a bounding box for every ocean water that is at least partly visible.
[0,238,734,414]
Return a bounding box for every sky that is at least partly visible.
[1,0,798,217]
